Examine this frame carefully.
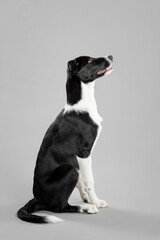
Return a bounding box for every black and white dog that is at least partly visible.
[17,55,113,223]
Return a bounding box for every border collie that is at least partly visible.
[17,55,113,223]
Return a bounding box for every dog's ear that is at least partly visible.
[68,59,77,73]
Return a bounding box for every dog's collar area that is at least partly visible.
[97,66,113,75]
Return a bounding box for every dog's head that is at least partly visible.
[67,55,113,83]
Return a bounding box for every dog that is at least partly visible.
[17,55,113,223]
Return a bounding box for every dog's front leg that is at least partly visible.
[76,171,91,203]
[77,156,108,208]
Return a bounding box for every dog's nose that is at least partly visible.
[108,55,113,62]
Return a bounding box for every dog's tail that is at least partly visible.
[17,198,63,224]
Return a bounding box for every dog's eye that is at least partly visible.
[88,59,92,63]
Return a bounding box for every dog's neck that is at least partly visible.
[64,77,102,126]
[66,75,82,105]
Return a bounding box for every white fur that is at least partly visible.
[77,156,108,208]
[77,156,95,196]
[79,204,98,214]
[64,81,103,127]
[76,170,91,203]
[45,215,63,223]
[104,56,112,64]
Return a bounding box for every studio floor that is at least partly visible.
[1,201,159,240]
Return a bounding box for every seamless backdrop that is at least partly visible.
[0,0,160,240]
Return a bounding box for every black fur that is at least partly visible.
[17,55,113,223]
[66,76,81,105]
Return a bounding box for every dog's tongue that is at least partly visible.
[97,67,112,75]
[97,69,106,75]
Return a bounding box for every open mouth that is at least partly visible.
[97,66,113,75]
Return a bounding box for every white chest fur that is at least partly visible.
[64,82,102,126]
[64,81,103,151]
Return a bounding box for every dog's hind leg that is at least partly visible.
[43,163,79,210]
[44,163,98,214]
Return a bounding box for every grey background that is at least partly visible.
[0,0,160,239]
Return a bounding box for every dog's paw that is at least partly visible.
[93,200,108,208]
[80,204,99,214]
[87,205,99,214]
